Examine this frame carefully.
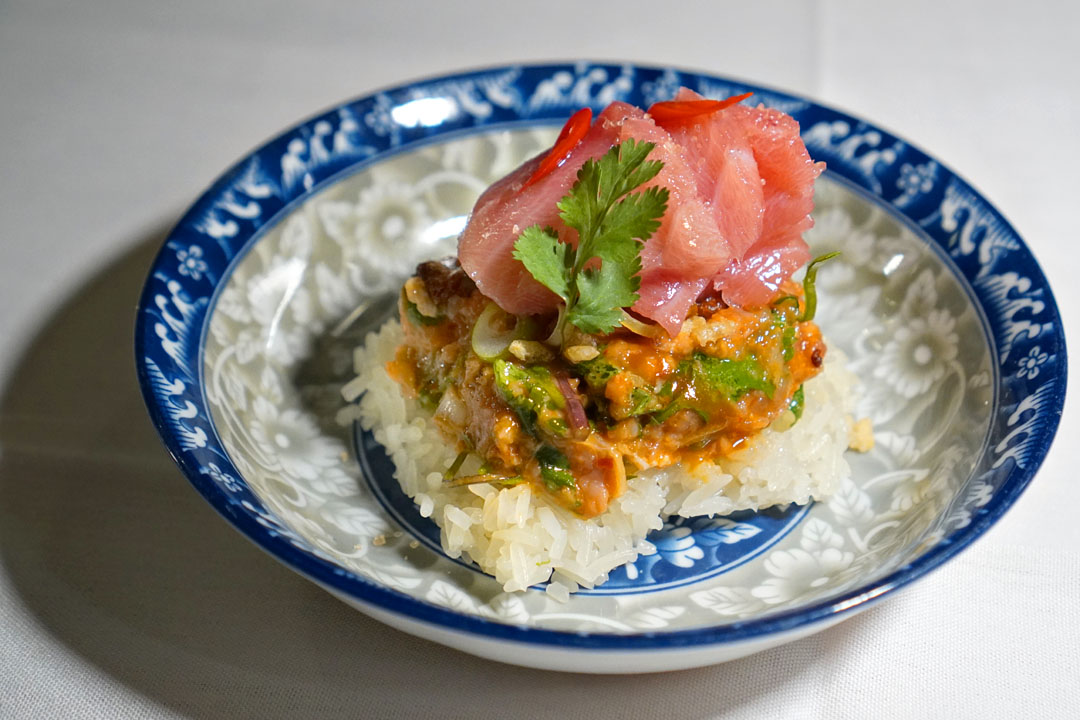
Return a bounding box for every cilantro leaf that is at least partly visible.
[594,139,664,208]
[512,225,571,302]
[594,186,668,263]
[575,357,618,391]
[513,136,668,341]
[568,262,639,334]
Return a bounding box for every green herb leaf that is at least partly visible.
[690,352,775,400]
[567,263,639,333]
[652,400,709,424]
[513,139,667,341]
[444,451,469,481]
[592,138,664,208]
[492,359,566,438]
[782,324,796,361]
[593,185,667,261]
[511,226,570,303]
[628,386,658,416]
[575,357,619,391]
[535,445,576,491]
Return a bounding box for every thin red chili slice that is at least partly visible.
[647,92,754,124]
[521,107,593,189]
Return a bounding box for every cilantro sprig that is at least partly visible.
[512,139,668,339]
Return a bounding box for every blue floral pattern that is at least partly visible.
[135,63,1066,655]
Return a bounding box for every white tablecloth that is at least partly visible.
[2,1,1077,717]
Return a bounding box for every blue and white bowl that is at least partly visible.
[135,62,1066,673]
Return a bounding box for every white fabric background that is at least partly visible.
[1,1,1077,717]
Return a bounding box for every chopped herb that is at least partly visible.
[690,352,775,400]
[781,323,796,361]
[772,295,800,312]
[492,359,566,438]
[575,356,619,392]
[652,399,709,424]
[652,400,682,423]
[628,386,656,415]
[512,139,669,340]
[446,473,524,488]
[789,385,805,420]
[535,445,576,491]
[770,307,797,362]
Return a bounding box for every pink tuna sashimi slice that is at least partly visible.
[457,90,821,333]
[611,115,735,334]
[459,102,736,332]
[654,88,822,307]
[655,93,765,260]
[459,103,739,333]
[458,102,634,315]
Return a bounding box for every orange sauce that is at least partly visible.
[389,274,827,518]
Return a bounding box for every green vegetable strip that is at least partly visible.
[444,451,469,481]
[799,252,840,323]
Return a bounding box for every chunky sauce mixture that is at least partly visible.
[388,259,826,518]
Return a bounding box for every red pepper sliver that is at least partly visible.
[647,92,754,124]
[521,107,593,189]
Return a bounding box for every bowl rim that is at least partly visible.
[134,60,1067,651]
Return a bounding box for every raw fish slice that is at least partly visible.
[711,242,811,308]
[458,89,822,330]
[461,102,733,331]
[633,272,710,336]
[658,89,765,259]
[615,116,730,275]
[655,89,821,308]
[458,103,637,314]
[613,116,734,334]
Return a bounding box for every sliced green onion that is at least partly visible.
[471,303,535,361]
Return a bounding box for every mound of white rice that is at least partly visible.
[343,320,856,598]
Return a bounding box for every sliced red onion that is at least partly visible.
[555,373,588,435]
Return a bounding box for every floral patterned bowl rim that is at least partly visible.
[135,62,1066,663]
